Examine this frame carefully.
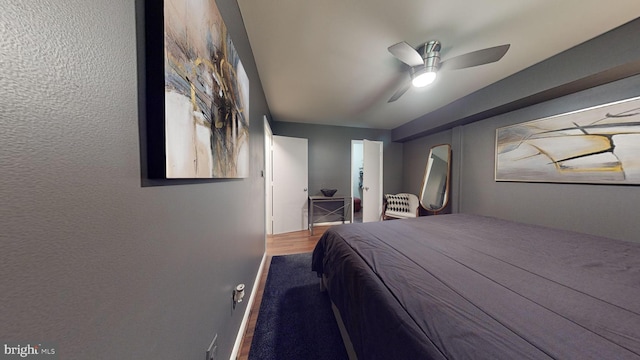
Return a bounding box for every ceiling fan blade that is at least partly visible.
[388,41,424,67]
[388,79,411,103]
[440,44,510,71]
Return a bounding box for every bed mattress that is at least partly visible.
[312,214,640,359]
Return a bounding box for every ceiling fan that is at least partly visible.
[387,40,510,102]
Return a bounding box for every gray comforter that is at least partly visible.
[312,214,640,359]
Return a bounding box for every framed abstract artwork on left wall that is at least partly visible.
[141,0,250,179]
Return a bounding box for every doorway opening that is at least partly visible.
[351,140,383,223]
[351,141,363,223]
[264,116,273,235]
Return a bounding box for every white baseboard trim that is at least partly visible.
[230,252,267,360]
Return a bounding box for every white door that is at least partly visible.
[264,117,273,235]
[362,140,383,222]
[272,136,309,234]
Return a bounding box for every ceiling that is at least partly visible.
[237,0,640,130]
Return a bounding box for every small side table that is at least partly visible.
[308,195,352,235]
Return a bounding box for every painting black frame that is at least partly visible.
[138,0,249,180]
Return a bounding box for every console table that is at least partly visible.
[308,195,352,235]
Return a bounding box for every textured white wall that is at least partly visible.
[0,1,266,359]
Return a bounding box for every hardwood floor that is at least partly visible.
[236,226,330,360]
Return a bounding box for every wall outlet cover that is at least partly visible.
[206,333,218,360]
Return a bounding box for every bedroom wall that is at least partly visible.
[393,18,640,142]
[271,121,404,198]
[402,130,453,205]
[0,1,268,359]
[402,18,640,243]
[459,75,640,243]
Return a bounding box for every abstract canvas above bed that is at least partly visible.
[495,96,640,184]
[163,0,249,178]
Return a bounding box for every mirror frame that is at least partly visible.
[419,144,452,214]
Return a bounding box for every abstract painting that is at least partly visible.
[163,0,249,178]
[496,96,640,184]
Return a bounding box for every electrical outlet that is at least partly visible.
[206,333,218,360]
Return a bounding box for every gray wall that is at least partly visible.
[402,19,640,243]
[1,1,268,359]
[271,121,404,197]
[402,131,453,201]
[393,18,640,141]
[459,75,640,243]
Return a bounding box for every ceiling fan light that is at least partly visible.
[412,70,437,87]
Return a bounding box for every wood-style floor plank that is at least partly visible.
[236,226,330,360]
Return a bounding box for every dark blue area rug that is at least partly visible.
[248,253,348,360]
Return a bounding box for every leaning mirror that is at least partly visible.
[419,144,451,214]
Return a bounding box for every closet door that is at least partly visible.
[272,136,309,234]
[362,140,383,222]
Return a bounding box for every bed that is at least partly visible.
[311,214,640,359]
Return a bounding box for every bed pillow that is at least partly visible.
[385,194,411,213]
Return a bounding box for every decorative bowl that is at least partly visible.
[321,188,337,197]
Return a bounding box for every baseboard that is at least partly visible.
[230,252,267,360]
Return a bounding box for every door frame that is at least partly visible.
[351,139,383,223]
[350,140,362,222]
[272,135,309,234]
[264,116,273,235]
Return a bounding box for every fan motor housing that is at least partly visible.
[418,40,441,72]
[421,40,441,55]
